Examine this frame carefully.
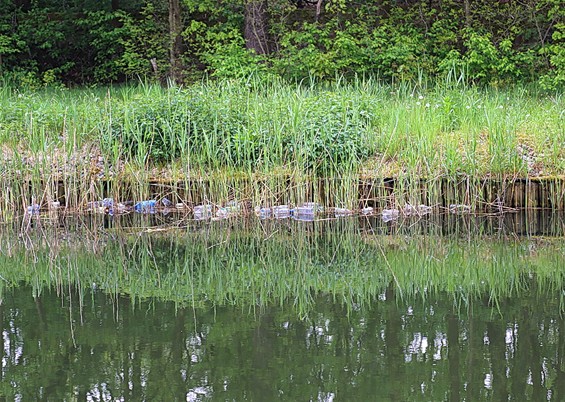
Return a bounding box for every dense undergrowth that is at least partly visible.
[0,77,563,214]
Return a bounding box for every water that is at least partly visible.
[1,212,565,400]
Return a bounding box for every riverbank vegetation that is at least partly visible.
[0,77,563,216]
[0,1,563,215]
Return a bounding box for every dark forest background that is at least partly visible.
[0,0,563,88]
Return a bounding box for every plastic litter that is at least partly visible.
[402,204,418,216]
[334,207,353,217]
[115,203,129,213]
[449,204,471,214]
[254,206,272,219]
[134,200,157,213]
[26,204,40,215]
[292,206,315,216]
[402,204,432,216]
[216,208,229,218]
[361,207,374,215]
[418,205,433,215]
[382,208,400,222]
[193,204,212,219]
[161,197,172,207]
[272,205,291,219]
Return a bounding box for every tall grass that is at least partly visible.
[0,77,563,216]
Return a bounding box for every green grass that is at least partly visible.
[0,77,563,216]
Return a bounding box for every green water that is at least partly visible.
[1,213,565,400]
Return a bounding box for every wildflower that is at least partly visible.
[466,105,470,109]
[416,101,421,106]
[425,103,430,108]
[418,95,424,100]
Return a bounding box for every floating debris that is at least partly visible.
[134,200,157,213]
[292,202,323,218]
[302,202,324,212]
[175,203,186,210]
[449,204,471,214]
[361,207,374,215]
[382,208,400,222]
[216,207,230,219]
[216,201,241,219]
[402,204,433,216]
[87,198,114,214]
[102,198,114,208]
[115,203,130,214]
[292,206,315,216]
[26,204,40,215]
[334,207,353,217]
[50,201,61,209]
[402,204,418,216]
[87,201,105,213]
[418,205,433,215]
[272,205,291,219]
[254,206,272,219]
[193,204,212,220]
[161,197,172,207]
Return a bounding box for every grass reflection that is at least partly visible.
[0,214,564,315]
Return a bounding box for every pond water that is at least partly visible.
[1,212,565,401]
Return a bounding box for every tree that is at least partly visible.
[244,0,270,55]
[169,0,183,83]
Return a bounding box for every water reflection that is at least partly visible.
[1,287,564,401]
[1,212,565,400]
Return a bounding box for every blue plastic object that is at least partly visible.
[27,204,40,215]
[134,200,157,213]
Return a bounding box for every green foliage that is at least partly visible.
[290,94,372,173]
[540,23,565,89]
[201,35,268,79]
[0,0,562,86]
[461,32,534,86]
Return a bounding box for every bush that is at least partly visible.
[288,94,372,174]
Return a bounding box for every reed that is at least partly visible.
[0,78,563,216]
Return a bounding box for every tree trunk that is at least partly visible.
[244,0,270,55]
[315,0,323,22]
[463,0,471,28]
[169,0,183,84]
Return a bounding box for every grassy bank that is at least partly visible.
[0,77,563,216]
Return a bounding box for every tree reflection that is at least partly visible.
[0,286,564,401]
